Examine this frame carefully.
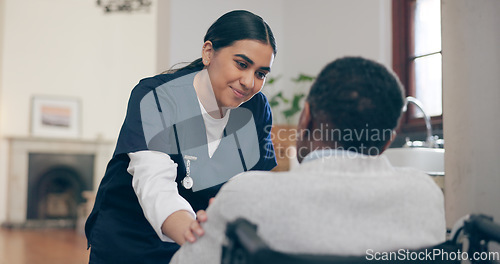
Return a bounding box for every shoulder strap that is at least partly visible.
[153,88,181,156]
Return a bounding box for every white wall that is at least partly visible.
[0,0,392,224]
[165,0,391,124]
[156,0,171,72]
[0,0,392,135]
[280,0,391,123]
[0,0,157,223]
[0,0,4,108]
[442,0,500,227]
[283,0,391,81]
[0,0,7,225]
[0,0,157,140]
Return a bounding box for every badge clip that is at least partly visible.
[182,155,197,189]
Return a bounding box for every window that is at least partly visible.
[392,0,442,132]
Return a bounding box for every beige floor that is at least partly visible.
[0,227,89,264]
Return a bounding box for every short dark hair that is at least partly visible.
[307,57,405,155]
[169,10,276,73]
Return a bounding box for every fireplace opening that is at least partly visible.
[26,153,94,228]
[33,167,83,220]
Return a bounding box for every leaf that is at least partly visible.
[292,73,315,83]
[269,92,290,108]
[291,93,305,108]
[278,93,289,103]
[266,75,282,85]
[269,99,279,108]
[282,93,305,119]
[269,92,281,108]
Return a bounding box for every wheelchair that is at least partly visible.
[221,214,500,264]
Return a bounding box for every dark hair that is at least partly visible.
[307,57,405,155]
[167,10,277,73]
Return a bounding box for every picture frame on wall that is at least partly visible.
[31,96,81,138]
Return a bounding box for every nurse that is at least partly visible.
[85,10,277,263]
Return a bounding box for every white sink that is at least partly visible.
[383,147,445,176]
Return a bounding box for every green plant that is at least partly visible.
[267,73,315,124]
[292,73,315,83]
[282,93,305,121]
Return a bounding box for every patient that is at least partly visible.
[170,57,446,263]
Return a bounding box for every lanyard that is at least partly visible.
[173,124,247,190]
[154,86,247,190]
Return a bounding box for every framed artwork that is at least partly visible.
[31,96,81,138]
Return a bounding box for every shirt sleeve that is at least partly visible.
[127,150,196,243]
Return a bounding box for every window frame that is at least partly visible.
[392,0,443,133]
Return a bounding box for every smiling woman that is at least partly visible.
[203,39,274,111]
[84,10,278,264]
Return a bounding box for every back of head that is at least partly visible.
[307,57,404,155]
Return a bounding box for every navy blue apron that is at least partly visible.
[85,67,276,263]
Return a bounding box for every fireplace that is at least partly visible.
[26,153,94,224]
[4,137,114,228]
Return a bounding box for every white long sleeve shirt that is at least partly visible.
[127,99,230,242]
[128,151,193,243]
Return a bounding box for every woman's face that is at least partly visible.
[204,39,275,109]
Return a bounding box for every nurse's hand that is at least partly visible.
[183,210,208,243]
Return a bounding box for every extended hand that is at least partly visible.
[183,210,208,243]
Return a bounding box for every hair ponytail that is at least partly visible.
[162,58,204,74]
[163,10,276,74]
